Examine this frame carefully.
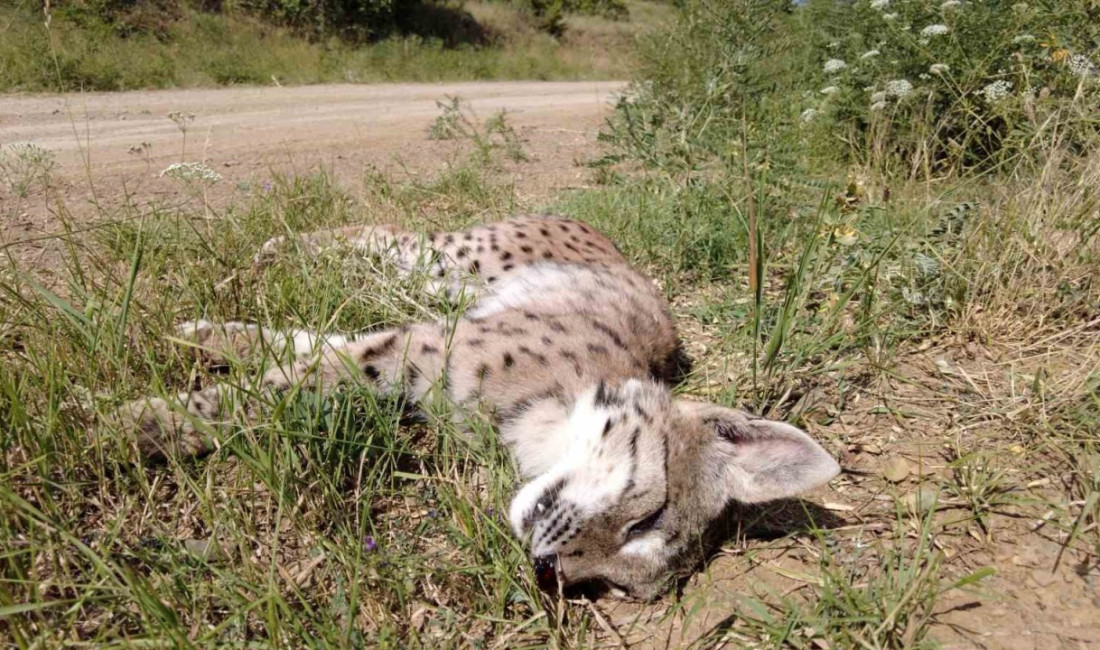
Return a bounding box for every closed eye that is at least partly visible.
[625,504,666,538]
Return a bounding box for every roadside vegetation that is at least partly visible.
[2,0,1099,646]
[0,0,664,91]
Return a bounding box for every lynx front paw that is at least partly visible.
[110,397,215,459]
[253,235,288,269]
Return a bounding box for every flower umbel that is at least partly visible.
[885,79,913,99]
[823,59,848,74]
[1068,54,1097,78]
[160,162,222,184]
[920,24,950,38]
[930,63,949,75]
[980,80,1013,103]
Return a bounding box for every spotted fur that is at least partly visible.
[115,215,840,599]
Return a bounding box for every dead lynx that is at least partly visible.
[116,215,840,600]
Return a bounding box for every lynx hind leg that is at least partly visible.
[252,223,484,296]
[253,223,419,269]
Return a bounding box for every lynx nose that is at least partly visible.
[533,554,559,593]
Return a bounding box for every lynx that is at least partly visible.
[115,215,840,600]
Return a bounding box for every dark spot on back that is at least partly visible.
[587,343,609,355]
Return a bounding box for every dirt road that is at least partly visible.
[0,81,625,252]
[2,81,623,176]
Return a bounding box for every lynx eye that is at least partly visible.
[625,504,666,538]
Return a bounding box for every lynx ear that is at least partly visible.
[682,402,840,504]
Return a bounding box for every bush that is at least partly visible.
[224,0,405,41]
[796,0,1100,173]
[600,0,802,174]
[53,0,184,38]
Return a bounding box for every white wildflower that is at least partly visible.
[160,161,222,183]
[870,90,888,103]
[1013,34,1035,44]
[871,101,888,111]
[930,63,950,75]
[827,41,840,50]
[4,142,54,161]
[870,0,889,9]
[980,80,1013,103]
[920,24,950,38]
[885,79,914,99]
[1012,2,1029,11]
[940,0,961,9]
[860,49,881,60]
[882,12,899,21]
[1068,54,1097,78]
[800,108,818,123]
[823,58,848,74]
[820,86,840,95]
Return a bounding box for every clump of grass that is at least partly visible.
[0,1,664,92]
[428,96,529,164]
[696,515,991,649]
[0,143,57,198]
[0,158,569,645]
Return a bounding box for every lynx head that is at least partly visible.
[508,379,840,600]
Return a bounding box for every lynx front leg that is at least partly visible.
[177,320,357,367]
[115,325,450,459]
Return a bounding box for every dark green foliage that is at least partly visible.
[798,0,1100,173]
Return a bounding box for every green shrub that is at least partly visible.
[601,0,803,174]
[224,0,405,41]
[797,0,1100,173]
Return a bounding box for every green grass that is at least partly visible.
[2,0,1100,645]
[0,0,663,92]
[3,103,1096,645]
